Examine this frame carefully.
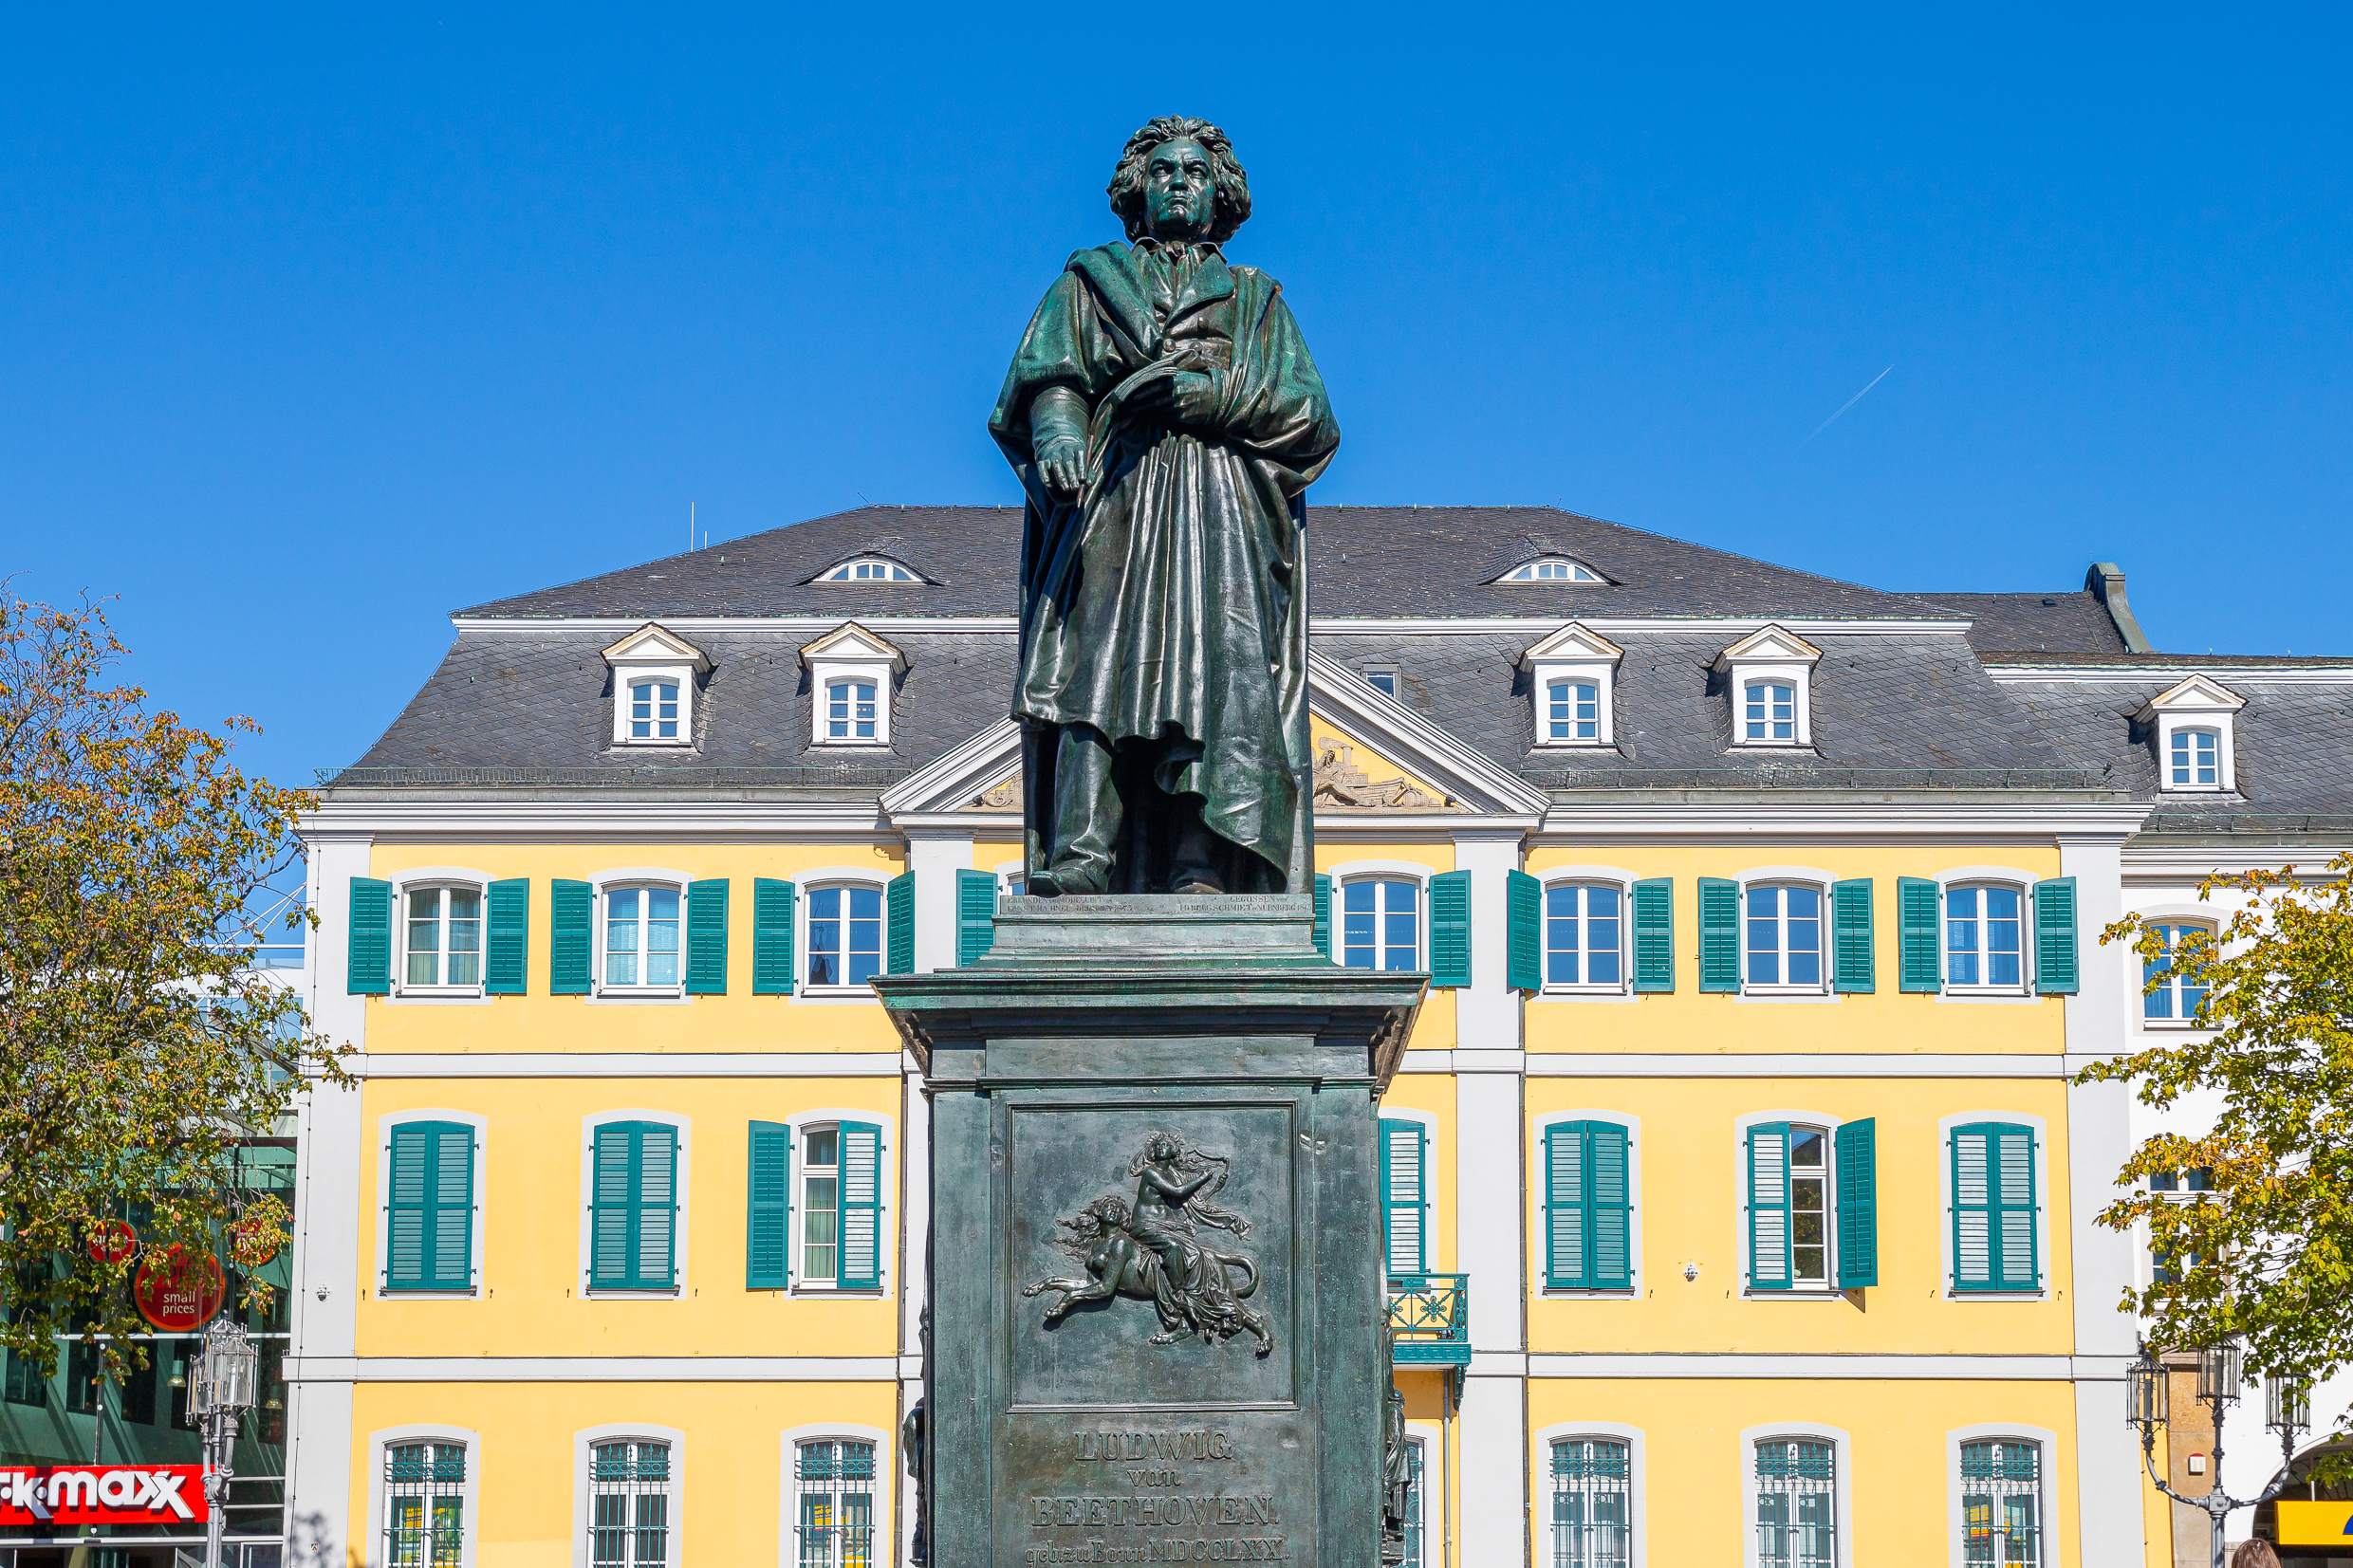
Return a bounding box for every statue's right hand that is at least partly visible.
[1036,435,1085,497]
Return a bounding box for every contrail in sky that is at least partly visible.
[1801,364,1895,444]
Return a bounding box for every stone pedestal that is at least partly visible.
[877,895,1423,1568]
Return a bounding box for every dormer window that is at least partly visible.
[801,622,906,748]
[1714,625,1820,750]
[1493,557,1605,584]
[2138,674,2244,794]
[602,623,710,749]
[815,557,927,584]
[1519,622,1622,749]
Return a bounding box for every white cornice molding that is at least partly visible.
[1987,664,2353,686]
[2123,844,2353,878]
[880,718,1022,818]
[451,615,1018,636]
[1533,801,2154,839]
[354,1052,905,1079]
[1521,1353,2119,1380]
[300,800,891,841]
[449,614,1981,638]
[1515,1052,2067,1078]
[287,1356,899,1384]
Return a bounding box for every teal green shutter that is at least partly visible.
[1506,870,1542,993]
[1831,878,1874,993]
[838,1121,883,1289]
[685,878,730,994]
[1631,878,1674,992]
[752,878,797,995]
[1378,1120,1427,1275]
[1428,871,1472,987]
[885,873,915,975]
[348,877,392,995]
[1953,1122,2039,1291]
[1747,1123,1791,1290]
[550,879,593,995]
[1898,876,1940,992]
[1698,877,1741,993]
[1588,1122,1630,1288]
[591,1122,676,1289]
[747,1121,791,1288]
[1313,875,1333,959]
[385,1121,472,1292]
[1544,1122,1585,1287]
[2034,877,2079,994]
[1834,1118,1878,1288]
[485,878,529,995]
[955,869,998,966]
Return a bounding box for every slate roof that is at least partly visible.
[1916,591,2129,656]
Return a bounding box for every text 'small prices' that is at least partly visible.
[0,1466,206,1525]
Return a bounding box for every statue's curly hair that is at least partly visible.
[1106,116,1251,244]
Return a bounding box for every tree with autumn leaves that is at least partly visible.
[2083,853,2353,1450]
[0,593,348,1383]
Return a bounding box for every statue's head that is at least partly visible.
[1107,116,1251,245]
[1145,1131,1180,1165]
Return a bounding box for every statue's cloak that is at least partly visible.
[989,241,1341,889]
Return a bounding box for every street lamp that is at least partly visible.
[2126,1341,2310,1568]
[189,1318,259,1568]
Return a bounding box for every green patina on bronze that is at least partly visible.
[989,116,1341,896]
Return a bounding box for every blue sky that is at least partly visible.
[4,6,2348,787]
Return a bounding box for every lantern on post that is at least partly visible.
[2126,1343,2169,1440]
[192,1317,259,1568]
[2265,1376,2310,1440]
[2131,1340,2311,1568]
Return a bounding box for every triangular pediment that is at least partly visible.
[799,620,906,671]
[2141,673,2246,715]
[601,621,711,671]
[880,719,1024,819]
[1714,622,1822,669]
[1519,620,1623,667]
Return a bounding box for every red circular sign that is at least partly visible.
[133,1248,226,1332]
[86,1219,138,1265]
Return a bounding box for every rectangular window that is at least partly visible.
[1747,1123,1835,1293]
[1343,878,1419,971]
[1546,884,1622,987]
[2170,729,2218,786]
[795,1440,877,1568]
[2144,924,2211,1021]
[827,680,878,741]
[802,1127,840,1282]
[1754,1440,1834,1568]
[1364,668,1399,698]
[384,1442,466,1567]
[807,886,883,986]
[1960,1439,2041,1565]
[1788,1129,1828,1288]
[1944,885,2024,988]
[385,1120,475,1292]
[1545,1121,1631,1289]
[405,887,482,987]
[3,1340,46,1408]
[590,1122,678,1290]
[603,887,681,988]
[1379,1119,1427,1275]
[590,1440,671,1567]
[629,681,679,741]
[1953,1123,2039,1291]
[1547,679,1599,741]
[1745,885,1822,988]
[1744,681,1795,742]
[1549,1438,1631,1568]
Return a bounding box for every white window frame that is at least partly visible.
[1715,626,1820,750]
[1732,1109,1845,1300]
[2135,907,2218,1031]
[1326,859,1431,973]
[1362,665,1401,699]
[602,624,707,750]
[1521,622,1622,749]
[577,1110,692,1299]
[1739,1423,1852,1568]
[797,868,893,1002]
[814,556,927,583]
[822,675,884,745]
[366,1424,481,1568]
[1936,1110,2051,1301]
[592,871,694,1000]
[778,1423,893,1568]
[2140,675,2243,795]
[1529,1108,1643,1294]
[1738,870,1835,998]
[573,1422,686,1568]
[778,1108,895,1296]
[1936,868,2039,999]
[1378,1106,1440,1277]
[1533,1420,1646,1568]
[802,623,905,748]
[374,1109,489,1301]
[1944,1424,2058,1568]
[1539,874,1632,995]
[388,868,492,1001]
[1491,556,1606,583]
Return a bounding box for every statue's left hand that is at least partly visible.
[1168,371,1219,430]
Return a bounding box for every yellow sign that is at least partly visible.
[2276,1500,2353,1546]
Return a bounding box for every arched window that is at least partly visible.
[1548,1437,1631,1566]
[1745,884,1823,990]
[1944,883,2026,990]
[589,1438,673,1566]
[1342,877,1419,971]
[628,678,681,742]
[1958,1438,2041,1565]
[603,885,682,990]
[384,1441,467,1566]
[1495,557,1604,583]
[793,1438,878,1568]
[820,558,923,583]
[825,678,880,742]
[1753,1438,1835,1568]
[404,885,482,989]
[2144,922,2214,1023]
[1743,680,1797,744]
[1545,882,1623,989]
[806,884,884,987]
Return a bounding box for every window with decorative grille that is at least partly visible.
[1547,1438,1629,1567]
[384,1442,465,1567]
[1960,1439,2041,1565]
[795,1440,877,1568]
[1753,1439,1834,1568]
[1401,1439,1425,1568]
[590,1440,672,1567]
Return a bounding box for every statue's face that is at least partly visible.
[1142,138,1215,240]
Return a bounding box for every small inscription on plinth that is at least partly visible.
[1016,1424,1292,1565]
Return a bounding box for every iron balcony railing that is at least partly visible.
[1387,1273,1469,1368]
